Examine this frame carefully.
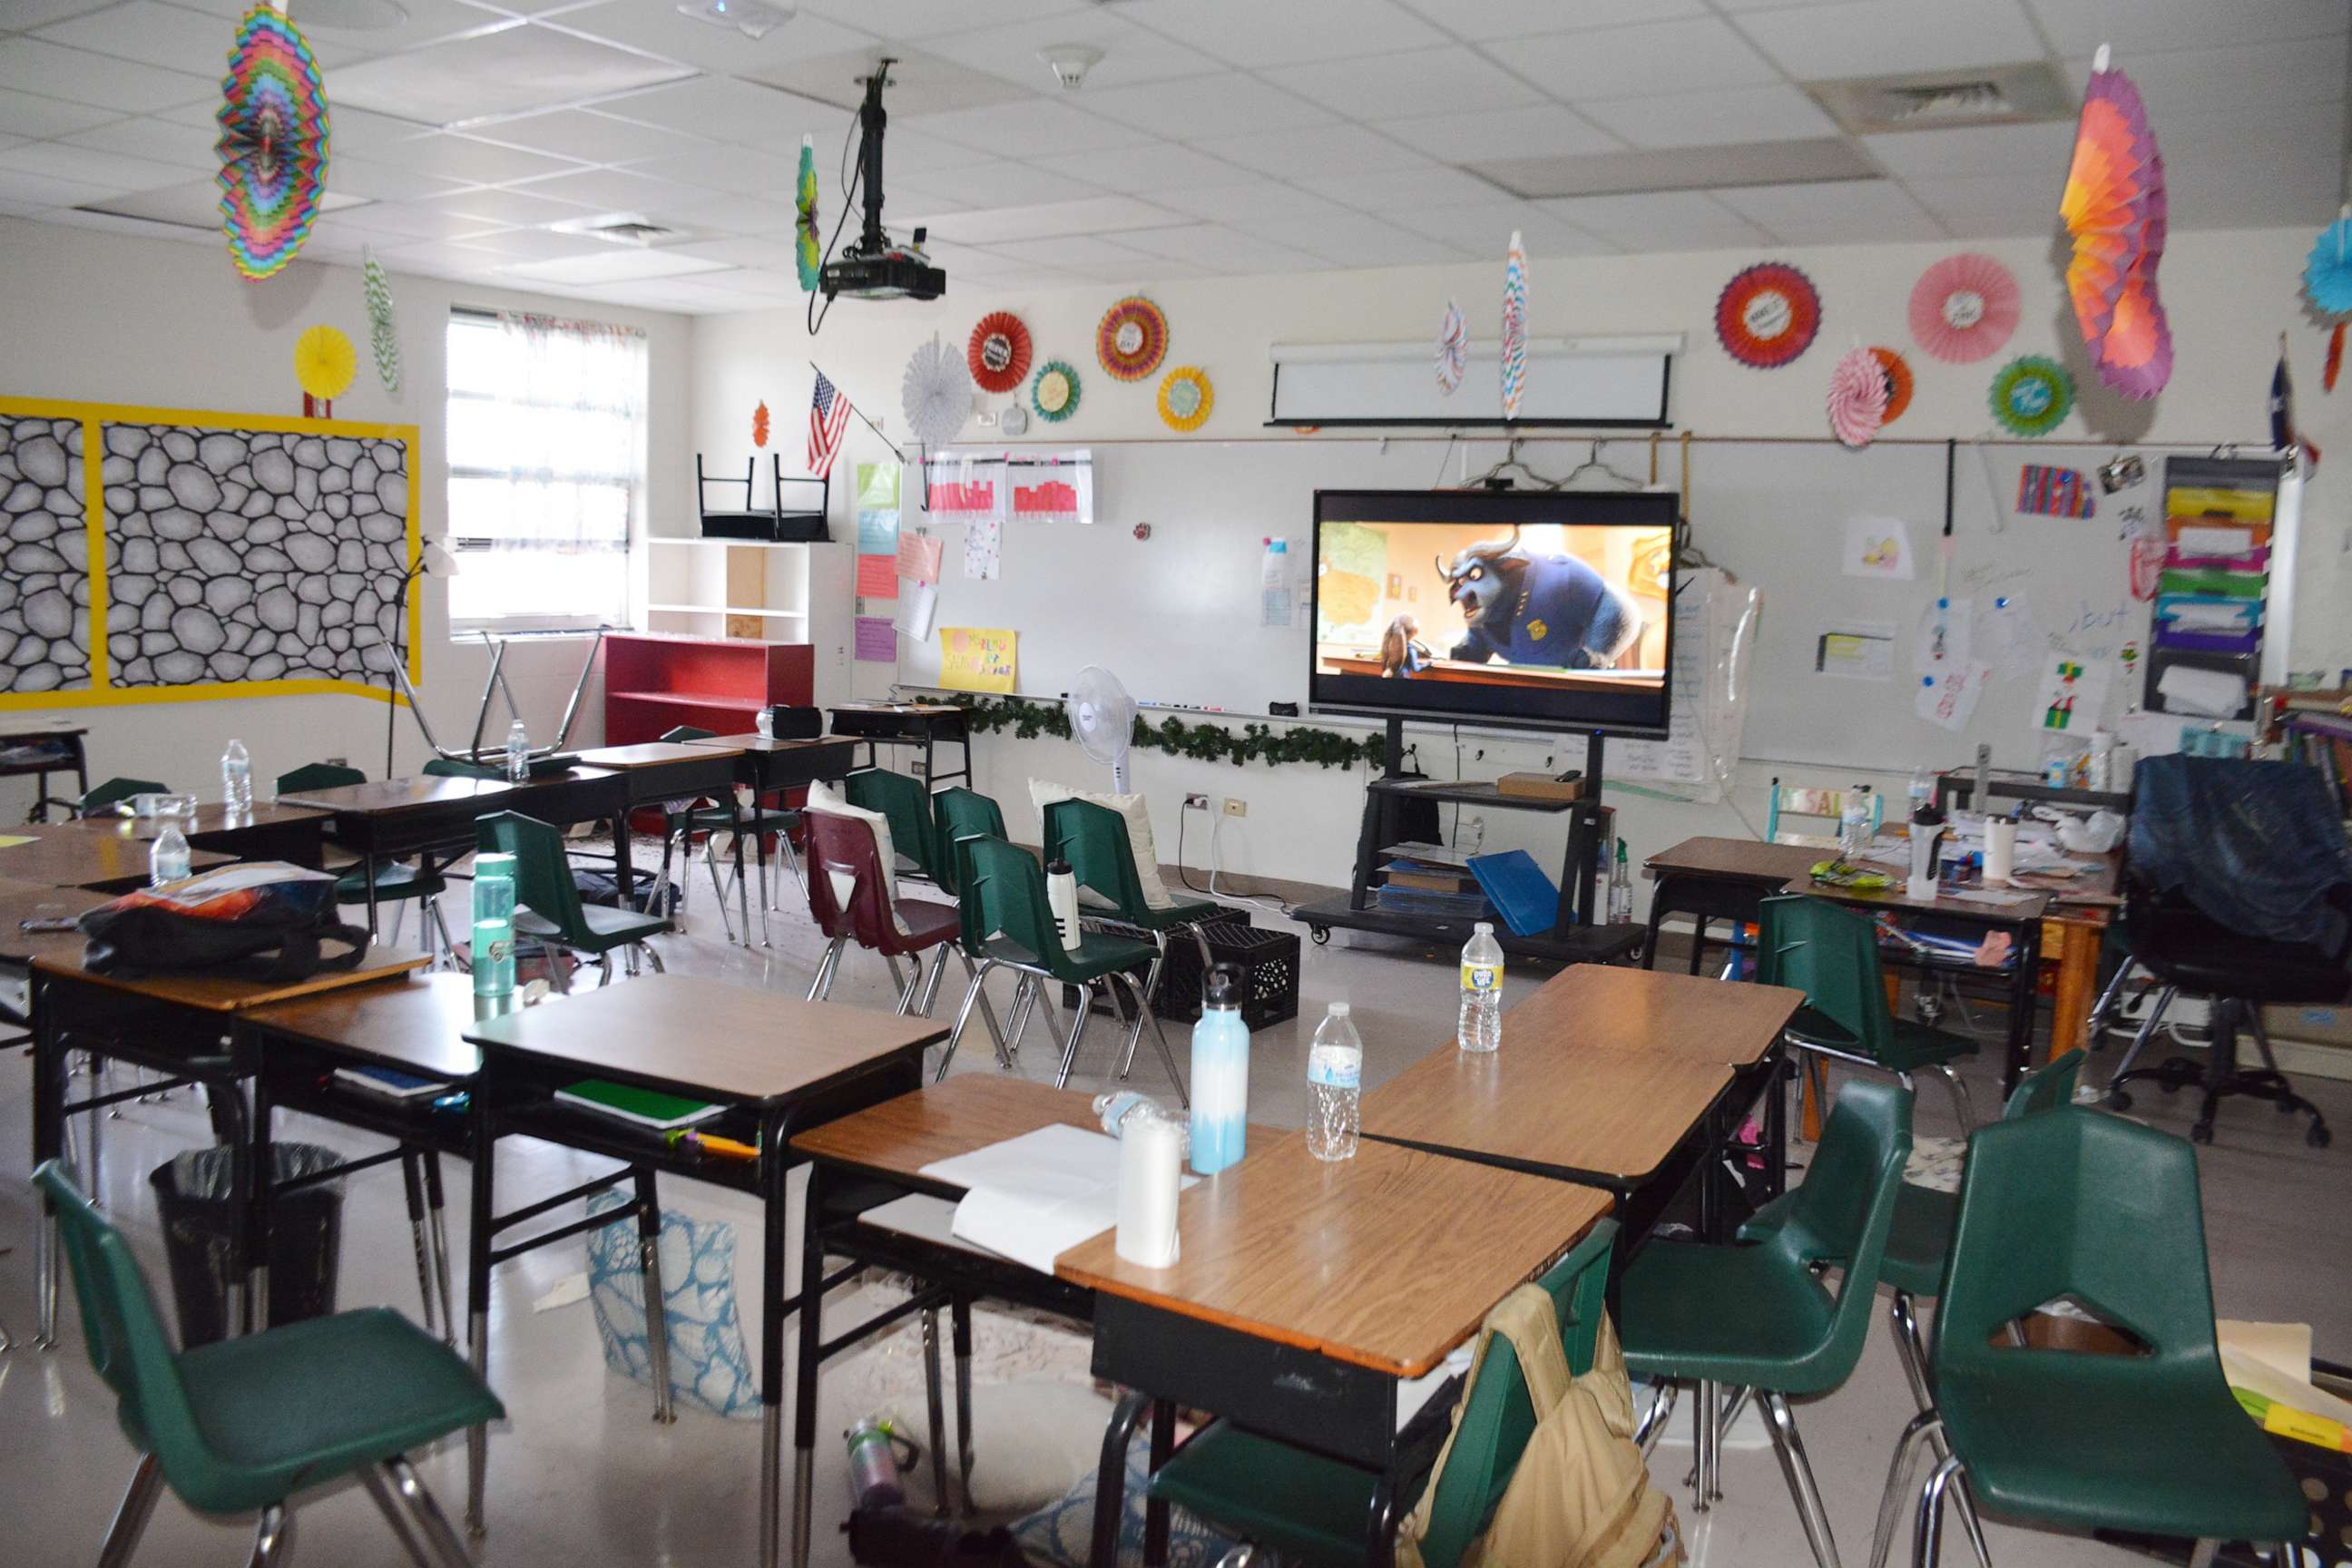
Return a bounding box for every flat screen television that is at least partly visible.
[1308,488,1679,736]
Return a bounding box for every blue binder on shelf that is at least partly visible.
[1466,850,1560,936]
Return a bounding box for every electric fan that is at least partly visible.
[1069,665,1138,792]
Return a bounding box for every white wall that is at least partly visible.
[0,217,695,814]
[689,228,2351,897]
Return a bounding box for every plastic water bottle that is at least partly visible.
[844,1416,907,1511]
[505,720,530,783]
[1606,838,1634,926]
[220,738,251,814]
[1838,786,1873,860]
[1907,765,1935,818]
[150,823,191,887]
[1458,922,1504,1054]
[1306,1003,1362,1161]
[1188,965,1250,1175]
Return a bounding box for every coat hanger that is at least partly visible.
[1562,438,1644,491]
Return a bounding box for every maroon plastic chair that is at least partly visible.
[803,808,977,1017]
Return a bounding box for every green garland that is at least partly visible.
[941,693,1384,770]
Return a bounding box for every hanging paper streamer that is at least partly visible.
[2016,465,2096,519]
[2327,323,2345,393]
[1096,297,1168,381]
[1157,367,1212,432]
[1872,348,1914,425]
[216,3,330,280]
[1715,262,1819,368]
[902,334,967,449]
[292,323,355,416]
[361,246,399,395]
[795,134,820,292]
[1906,253,2018,365]
[967,311,1032,394]
[1436,299,1467,396]
[2061,49,2171,398]
[751,400,770,449]
[1826,346,1888,447]
[1989,356,2073,437]
[1500,232,1527,419]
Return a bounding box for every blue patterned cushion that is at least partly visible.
[1012,1439,1237,1568]
[585,1191,760,1420]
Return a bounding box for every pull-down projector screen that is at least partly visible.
[1268,335,1680,427]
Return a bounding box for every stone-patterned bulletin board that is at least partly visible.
[0,398,419,709]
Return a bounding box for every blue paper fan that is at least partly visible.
[2306,216,2352,319]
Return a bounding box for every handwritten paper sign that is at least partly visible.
[854,616,896,662]
[897,532,943,586]
[939,626,1016,693]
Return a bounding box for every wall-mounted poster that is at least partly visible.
[939,626,1015,693]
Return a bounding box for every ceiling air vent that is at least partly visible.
[1809,61,2073,135]
[549,211,688,247]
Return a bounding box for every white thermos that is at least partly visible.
[1984,816,2019,885]
[1114,1109,1184,1268]
[1045,858,1081,953]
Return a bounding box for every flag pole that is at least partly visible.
[808,361,906,461]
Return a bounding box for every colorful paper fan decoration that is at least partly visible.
[1827,347,1889,447]
[361,245,398,395]
[2304,214,2352,318]
[752,400,770,449]
[1157,367,1212,432]
[216,4,329,281]
[293,323,355,416]
[1032,360,1079,424]
[1436,299,1467,395]
[1989,356,2073,437]
[1872,347,1914,426]
[902,335,968,448]
[967,311,1033,394]
[1500,231,1528,418]
[794,133,819,293]
[2061,50,2171,398]
[1715,262,1819,368]
[1096,296,1167,381]
[1907,253,2018,364]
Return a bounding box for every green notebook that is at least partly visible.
[554,1079,724,1132]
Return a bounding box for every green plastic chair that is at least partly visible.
[277,762,455,956]
[421,757,503,781]
[931,787,1007,897]
[34,1160,499,1567]
[1621,1078,1914,1568]
[1151,1219,1621,1568]
[845,768,938,883]
[1760,894,1980,1130]
[1042,798,1223,1074]
[75,776,167,816]
[939,834,1184,1101]
[476,810,669,990]
[1876,1110,2307,1568]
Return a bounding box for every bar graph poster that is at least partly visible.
[939,626,1016,693]
[1008,450,1093,524]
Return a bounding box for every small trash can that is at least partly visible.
[149,1142,346,1348]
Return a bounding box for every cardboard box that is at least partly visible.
[2263,1001,2352,1050]
[1496,770,1584,802]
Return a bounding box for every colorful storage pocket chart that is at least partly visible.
[2143,456,2277,722]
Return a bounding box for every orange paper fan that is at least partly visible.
[1872,348,1914,425]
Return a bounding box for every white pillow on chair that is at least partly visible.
[807,779,912,936]
[1027,779,1176,911]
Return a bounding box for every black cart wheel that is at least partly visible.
[2190,1120,2215,1145]
[2309,1122,2333,1150]
[2104,1089,2132,1112]
[1308,925,1330,946]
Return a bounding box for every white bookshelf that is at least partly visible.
[643,534,813,639]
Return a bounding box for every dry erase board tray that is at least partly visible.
[1294,893,1639,965]
[1367,778,1578,814]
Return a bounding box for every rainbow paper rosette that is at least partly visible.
[216,4,330,280]
[795,134,820,292]
[2060,55,2171,398]
[1500,232,1526,419]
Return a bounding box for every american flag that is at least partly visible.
[808,369,852,478]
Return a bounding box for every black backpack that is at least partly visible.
[80,862,371,981]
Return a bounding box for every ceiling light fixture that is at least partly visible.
[676,0,794,41]
[1039,44,1103,90]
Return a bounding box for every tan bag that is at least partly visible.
[1396,1287,1682,1568]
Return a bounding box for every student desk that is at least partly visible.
[0,820,232,889]
[681,735,859,940]
[1641,836,1824,975]
[25,939,428,1344]
[0,717,87,817]
[60,799,328,868]
[0,881,108,964]
[1057,1135,1612,1568]
[828,702,970,787]
[462,975,946,1562]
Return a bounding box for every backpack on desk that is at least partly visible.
[79,862,370,981]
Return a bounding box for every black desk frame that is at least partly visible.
[828,708,972,789]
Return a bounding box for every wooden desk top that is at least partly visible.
[789,1074,1102,1181]
[0,719,85,741]
[1645,836,1825,885]
[1504,965,1802,1067]
[245,971,495,1080]
[1783,875,2052,924]
[464,973,946,1105]
[61,802,326,842]
[0,825,231,889]
[687,733,857,755]
[576,741,743,769]
[32,942,431,1012]
[1056,1133,1612,1378]
[1361,1043,1733,1183]
[0,883,110,966]
[279,774,517,815]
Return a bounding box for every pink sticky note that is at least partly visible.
[897,532,943,586]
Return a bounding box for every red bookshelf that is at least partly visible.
[603,633,814,745]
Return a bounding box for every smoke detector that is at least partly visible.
[1039,44,1103,90]
[677,0,793,41]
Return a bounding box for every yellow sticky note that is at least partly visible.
[938,627,1016,694]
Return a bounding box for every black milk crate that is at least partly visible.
[1155,915,1300,1032]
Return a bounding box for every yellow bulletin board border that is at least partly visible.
[0,397,422,711]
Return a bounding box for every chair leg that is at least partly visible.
[2248,1008,2285,1075]
[638,941,664,975]
[753,831,774,946]
[1911,1456,1965,1568]
[1051,981,1094,1090]
[1004,975,1039,1059]
[701,837,737,944]
[424,1152,457,1350]
[1869,1413,1946,1568]
[895,955,924,1016]
[1633,1379,1679,1455]
[1691,1377,1717,1511]
[380,1457,482,1568]
[917,944,950,1017]
[2084,957,2137,1044]
[807,937,845,1002]
[427,898,456,971]
[2104,985,2177,1102]
[1118,972,1189,1108]
[388,896,408,945]
[951,1298,976,1517]
[596,951,615,987]
[634,1168,676,1425]
[2187,1544,2218,1568]
[1118,933,1171,1080]
[1932,1064,1976,1132]
[922,1306,950,1516]
[1761,1389,1842,1568]
[779,829,805,897]
[361,1464,436,1567]
[1887,1294,1991,1568]
[248,1504,292,1566]
[400,1150,437,1338]
[542,939,572,995]
[96,1454,165,1568]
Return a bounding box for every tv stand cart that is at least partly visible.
[1296,719,1642,965]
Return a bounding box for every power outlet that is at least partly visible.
[1222,797,1248,818]
[1182,792,1210,810]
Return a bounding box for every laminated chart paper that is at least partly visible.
[896,532,942,586]
[927,456,1006,580]
[939,627,1016,693]
[854,616,895,662]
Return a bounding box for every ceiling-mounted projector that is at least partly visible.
[820,60,946,303]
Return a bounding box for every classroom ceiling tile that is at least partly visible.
[425,184,602,228]
[1106,221,1329,273]
[336,201,522,240]
[74,177,367,230]
[916,237,1077,285]
[467,108,713,164]
[368,238,514,274]
[542,1,879,77]
[740,48,1032,116]
[593,75,836,145]
[1897,171,2066,236]
[1390,0,1706,39]
[58,113,217,171]
[1739,0,2045,81]
[1860,121,2078,181]
[0,0,123,26]
[1263,46,1545,119]
[1382,104,1624,162]
[325,156,475,203]
[1082,71,1337,140]
[622,144,808,199]
[1192,123,1434,181]
[428,223,616,260]
[1386,198,1610,252]
[508,164,710,213]
[0,166,124,208]
[496,245,737,284]
[2025,0,2348,54]
[359,130,586,184]
[1148,180,1332,225]
[2162,142,2340,228]
[978,233,1171,272]
[32,2,279,76]
[1294,163,1514,215]
[0,89,119,141]
[1247,211,1476,269]
[0,38,212,114]
[1576,84,1842,151]
[1539,191,1771,250]
[2063,36,2349,119]
[917,10,1224,93]
[329,23,695,124]
[0,140,186,192]
[646,189,801,234]
[899,98,1157,159]
[670,234,803,269]
[793,0,1092,38]
[923,193,1188,246]
[1112,0,1447,67]
[1027,141,1257,192]
[1710,178,1947,243]
[679,267,806,299]
[888,158,1102,210]
[1506,16,1781,102]
[167,0,516,57]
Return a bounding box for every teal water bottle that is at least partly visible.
[473,851,517,998]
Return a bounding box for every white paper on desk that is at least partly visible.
[2157,663,2246,718]
[920,1124,1198,1275]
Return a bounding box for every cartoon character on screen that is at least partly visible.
[1437,524,1643,669]
[1378,614,1433,677]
